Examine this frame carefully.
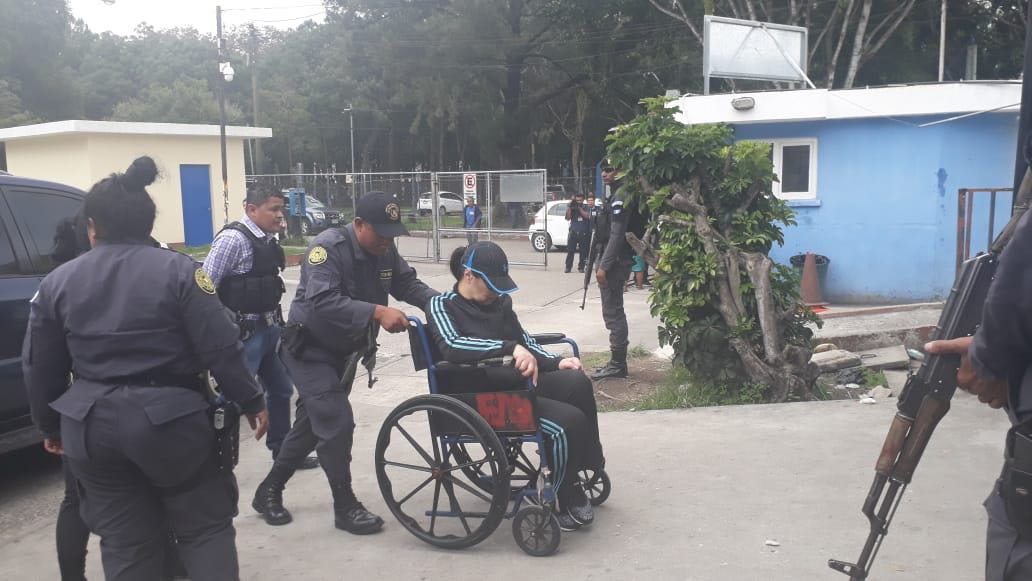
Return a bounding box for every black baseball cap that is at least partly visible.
[461,241,518,295]
[356,191,408,237]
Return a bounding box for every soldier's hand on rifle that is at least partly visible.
[925,337,1009,409]
[374,305,410,333]
[558,357,582,371]
[247,409,270,440]
[513,345,539,385]
[595,268,607,288]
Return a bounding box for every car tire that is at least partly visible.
[301,218,312,236]
[439,205,447,216]
[531,233,551,253]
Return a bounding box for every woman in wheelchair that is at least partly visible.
[426,241,604,531]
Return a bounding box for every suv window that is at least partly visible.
[6,188,83,274]
[442,192,460,201]
[548,203,568,216]
[0,216,17,276]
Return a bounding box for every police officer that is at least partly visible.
[251,191,438,535]
[592,161,647,380]
[564,192,590,273]
[203,187,318,469]
[24,156,268,581]
[925,205,1032,580]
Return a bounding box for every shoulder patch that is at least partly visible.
[194,269,216,294]
[308,246,328,265]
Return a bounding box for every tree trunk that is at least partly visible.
[842,0,873,89]
[827,0,855,88]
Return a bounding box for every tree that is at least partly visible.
[647,0,919,89]
[608,98,820,402]
[109,78,243,124]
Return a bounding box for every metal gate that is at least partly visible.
[248,169,551,267]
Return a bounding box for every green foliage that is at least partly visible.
[110,78,244,124]
[635,365,767,410]
[607,98,819,395]
[862,369,888,388]
[628,345,652,359]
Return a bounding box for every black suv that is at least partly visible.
[0,173,84,454]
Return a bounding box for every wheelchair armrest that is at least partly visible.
[529,332,566,344]
[434,356,514,371]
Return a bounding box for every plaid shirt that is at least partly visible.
[202,215,277,321]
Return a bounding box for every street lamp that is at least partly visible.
[342,105,356,214]
[216,6,232,226]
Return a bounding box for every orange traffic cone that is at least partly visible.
[800,252,828,308]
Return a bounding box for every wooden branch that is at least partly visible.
[626,232,660,269]
[647,0,703,43]
[826,0,856,88]
[726,249,747,316]
[734,181,763,215]
[859,0,917,67]
[743,252,781,365]
[808,3,841,62]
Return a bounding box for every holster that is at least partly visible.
[1001,420,1032,538]
[281,323,307,359]
[210,400,242,471]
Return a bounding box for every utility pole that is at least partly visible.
[343,105,356,214]
[249,23,263,173]
[216,5,229,226]
[938,0,947,82]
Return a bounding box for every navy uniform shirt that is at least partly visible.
[289,224,438,361]
[970,208,1032,424]
[599,183,636,271]
[23,240,264,439]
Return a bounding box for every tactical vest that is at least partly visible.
[215,222,286,314]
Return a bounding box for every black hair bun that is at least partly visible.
[122,156,159,190]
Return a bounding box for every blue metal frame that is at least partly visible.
[405,316,579,520]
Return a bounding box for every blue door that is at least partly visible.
[180,164,214,246]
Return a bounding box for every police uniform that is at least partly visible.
[24,240,265,581]
[204,216,309,465]
[593,178,646,379]
[253,193,438,534]
[968,207,1032,580]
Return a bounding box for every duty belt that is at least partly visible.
[77,372,206,392]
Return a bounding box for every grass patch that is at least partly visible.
[628,345,652,359]
[581,351,611,370]
[403,213,465,231]
[863,368,888,387]
[635,366,767,410]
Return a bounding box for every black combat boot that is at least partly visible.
[331,480,384,535]
[590,347,628,380]
[252,463,295,526]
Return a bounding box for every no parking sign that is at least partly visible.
[463,173,477,199]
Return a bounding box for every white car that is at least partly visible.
[528,200,572,252]
[417,191,464,216]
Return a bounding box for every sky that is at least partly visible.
[65,0,327,36]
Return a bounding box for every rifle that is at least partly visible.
[580,226,600,310]
[829,168,1032,580]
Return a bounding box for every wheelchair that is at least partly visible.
[373,317,611,556]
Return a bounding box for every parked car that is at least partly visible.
[301,194,344,235]
[0,173,85,454]
[528,200,571,252]
[417,191,464,216]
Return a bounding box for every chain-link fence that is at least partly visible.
[247,169,553,267]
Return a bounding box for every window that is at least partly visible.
[0,215,18,276]
[6,189,83,274]
[549,203,568,216]
[752,138,818,201]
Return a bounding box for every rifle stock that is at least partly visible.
[830,167,1032,579]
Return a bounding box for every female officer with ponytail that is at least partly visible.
[24,156,268,581]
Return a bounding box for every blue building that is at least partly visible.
[671,81,1021,303]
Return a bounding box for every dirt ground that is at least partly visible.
[582,351,672,411]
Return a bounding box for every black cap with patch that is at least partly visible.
[356,191,409,237]
[460,241,518,295]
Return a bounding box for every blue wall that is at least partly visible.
[733,114,1018,303]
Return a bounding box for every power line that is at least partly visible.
[249,11,326,24]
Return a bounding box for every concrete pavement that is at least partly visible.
[0,257,1009,580]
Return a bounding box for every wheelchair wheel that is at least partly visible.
[579,468,611,506]
[376,394,510,550]
[512,505,561,557]
[455,439,540,499]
